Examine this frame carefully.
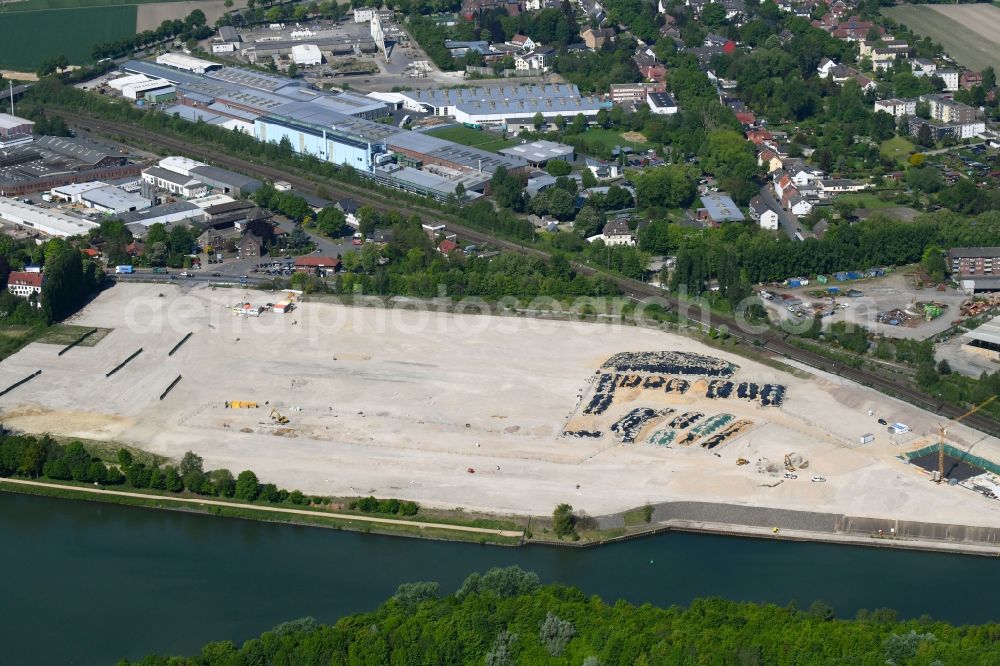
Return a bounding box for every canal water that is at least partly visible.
[3,492,998,665]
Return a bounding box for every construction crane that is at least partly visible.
[936,395,998,482]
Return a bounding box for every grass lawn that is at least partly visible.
[0,5,137,69]
[880,136,916,166]
[578,127,652,152]
[882,5,1000,72]
[37,325,113,347]
[425,125,518,153]
[836,192,895,209]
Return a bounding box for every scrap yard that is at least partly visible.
[1,282,1000,529]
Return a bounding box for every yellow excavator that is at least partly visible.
[270,408,289,425]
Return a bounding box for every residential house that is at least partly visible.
[749,195,779,231]
[438,238,460,254]
[581,28,615,50]
[508,34,535,51]
[819,179,867,194]
[874,98,916,118]
[336,198,361,228]
[788,194,813,217]
[817,58,838,79]
[758,149,783,173]
[870,48,898,72]
[594,219,636,246]
[238,231,265,258]
[294,256,340,275]
[774,173,793,200]
[960,70,983,91]
[922,94,978,124]
[514,47,554,72]
[831,17,884,41]
[746,128,773,145]
[910,58,937,78]
[6,270,43,305]
[936,69,960,92]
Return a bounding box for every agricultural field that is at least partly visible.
[883,4,1000,72]
[425,125,518,153]
[0,0,212,70]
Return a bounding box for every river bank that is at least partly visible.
[5,475,1000,557]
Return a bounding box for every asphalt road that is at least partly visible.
[759,185,807,241]
[57,111,1000,438]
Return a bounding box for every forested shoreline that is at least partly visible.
[124,566,1000,665]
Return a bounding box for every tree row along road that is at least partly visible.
[61,113,1000,438]
[0,478,525,537]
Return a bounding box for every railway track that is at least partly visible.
[62,112,1000,437]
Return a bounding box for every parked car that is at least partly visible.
[811,476,826,483]
[783,472,798,480]
[877,418,887,425]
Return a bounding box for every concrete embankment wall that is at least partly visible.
[596,501,1000,549]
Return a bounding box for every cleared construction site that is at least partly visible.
[2,282,1000,533]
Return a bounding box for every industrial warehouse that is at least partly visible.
[113,57,536,198]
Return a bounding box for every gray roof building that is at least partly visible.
[699,194,745,223]
[499,140,574,165]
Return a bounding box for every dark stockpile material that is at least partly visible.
[562,430,603,439]
[106,348,143,377]
[602,351,738,377]
[0,370,41,397]
[617,374,643,388]
[669,411,704,430]
[611,407,663,443]
[701,420,753,450]
[664,378,690,394]
[168,332,194,356]
[760,384,785,407]
[584,374,616,415]
[159,375,183,400]
[642,375,665,389]
[706,380,734,399]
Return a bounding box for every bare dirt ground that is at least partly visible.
[762,271,968,341]
[1,282,999,527]
[0,69,37,81]
[136,0,245,32]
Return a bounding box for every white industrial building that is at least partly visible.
[374,84,607,127]
[158,156,207,177]
[120,78,174,101]
[647,92,678,115]
[119,201,205,229]
[142,167,208,198]
[155,53,220,74]
[498,140,574,166]
[0,197,100,237]
[80,186,151,214]
[51,181,108,203]
[107,74,152,92]
[290,44,322,66]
